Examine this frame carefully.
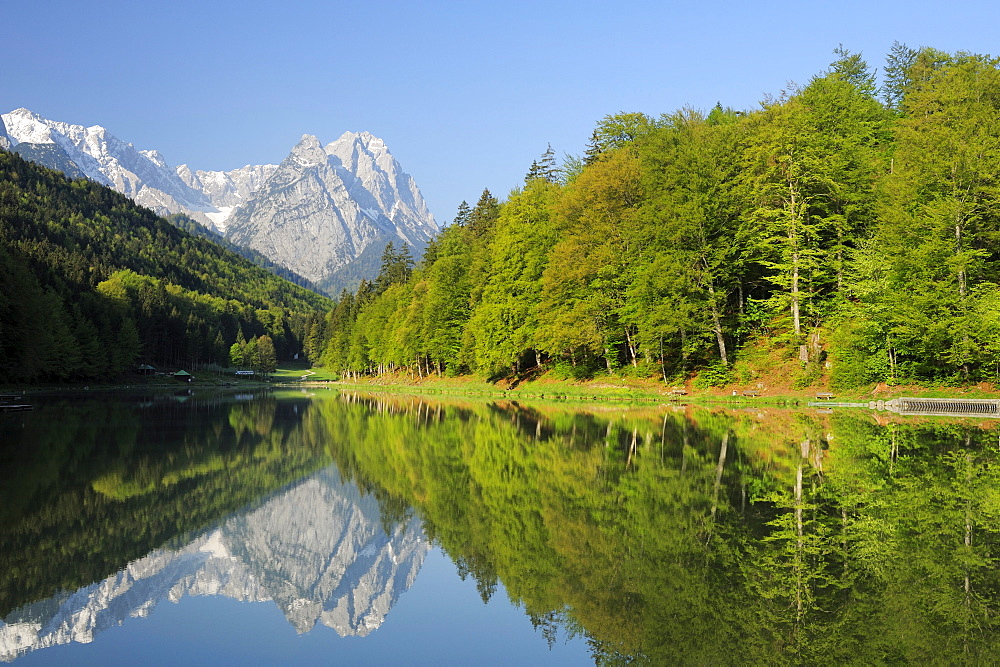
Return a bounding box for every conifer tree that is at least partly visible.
[467,189,501,238]
[524,160,544,184]
[453,200,472,227]
[881,41,917,110]
[375,242,415,294]
[539,143,559,183]
[583,130,602,165]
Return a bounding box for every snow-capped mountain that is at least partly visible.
[0,115,11,150]
[0,466,429,662]
[175,163,279,233]
[1,108,219,223]
[224,132,437,287]
[1,108,438,291]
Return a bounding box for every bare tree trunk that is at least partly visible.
[660,413,667,464]
[706,279,729,366]
[659,334,668,384]
[626,428,638,467]
[965,447,973,604]
[679,327,688,374]
[624,327,638,367]
[956,219,967,298]
[701,258,729,365]
[888,338,897,385]
[795,457,804,620]
[786,176,806,368]
[710,431,730,523]
[681,419,689,475]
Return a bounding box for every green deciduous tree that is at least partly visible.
[466,179,562,374]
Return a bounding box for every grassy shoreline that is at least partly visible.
[288,371,1000,407]
[7,359,1000,407]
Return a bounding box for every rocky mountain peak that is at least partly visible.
[1,108,439,292]
[6,107,45,122]
[0,466,431,660]
[140,149,168,168]
[0,115,10,150]
[288,134,328,168]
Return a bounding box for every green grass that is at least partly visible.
[327,373,670,405]
[270,360,1000,405]
[271,360,340,383]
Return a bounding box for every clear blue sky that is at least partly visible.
[4,0,1000,226]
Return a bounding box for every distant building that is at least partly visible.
[173,370,193,382]
[235,370,255,377]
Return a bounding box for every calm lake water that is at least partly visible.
[3,389,1000,664]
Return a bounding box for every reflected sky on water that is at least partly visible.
[5,389,1000,663]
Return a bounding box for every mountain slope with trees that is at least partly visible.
[0,150,332,383]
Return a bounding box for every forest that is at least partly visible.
[5,43,1000,390]
[309,44,1000,389]
[0,150,332,383]
[319,394,1000,662]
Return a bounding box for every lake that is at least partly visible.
[2,389,1000,664]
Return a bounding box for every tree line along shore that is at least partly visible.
[4,44,1000,395]
[304,45,1000,394]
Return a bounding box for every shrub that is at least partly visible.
[692,362,734,388]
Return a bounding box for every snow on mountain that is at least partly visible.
[175,163,278,232]
[224,132,438,288]
[0,108,220,224]
[0,466,429,661]
[0,115,11,150]
[1,109,438,287]
[325,131,437,249]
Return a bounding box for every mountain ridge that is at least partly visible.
[1,108,438,293]
[0,466,429,661]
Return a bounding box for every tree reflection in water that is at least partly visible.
[4,390,1000,663]
[323,394,1000,664]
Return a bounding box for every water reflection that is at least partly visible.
[1,466,426,660]
[0,390,329,623]
[318,394,1000,663]
[4,390,1000,663]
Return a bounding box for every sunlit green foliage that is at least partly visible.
[0,150,331,381]
[312,45,1000,388]
[324,395,1000,663]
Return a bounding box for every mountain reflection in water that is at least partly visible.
[5,390,1000,663]
[1,464,427,660]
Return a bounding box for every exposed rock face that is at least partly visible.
[224,132,436,287]
[0,109,438,290]
[0,466,429,661]
[326,131,437,250]
[1,108,218,225]
[0,115,11,150]
[175,163,279,232]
